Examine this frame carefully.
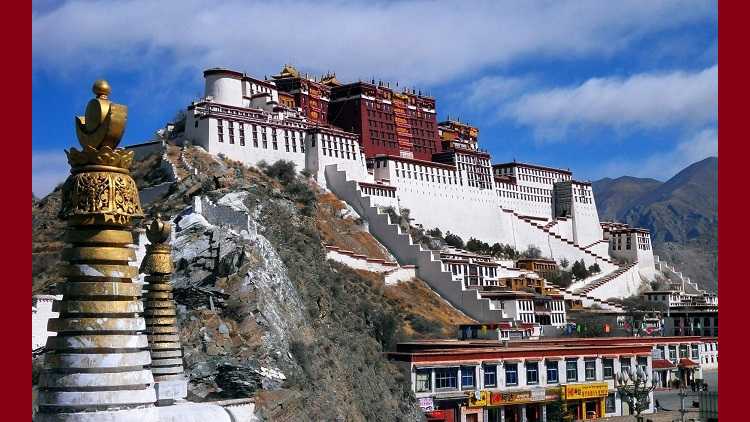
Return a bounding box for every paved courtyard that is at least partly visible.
[596,369,716,422]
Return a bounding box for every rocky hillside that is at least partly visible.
[32,144,472,421]
[593,157,718,291]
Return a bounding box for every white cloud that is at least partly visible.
[32,150,69,197]
[504,66,717,138]
[597,127,717,181]
[32,0,715,86]
[464,75,535,109]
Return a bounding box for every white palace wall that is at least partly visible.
[183,75,656,296]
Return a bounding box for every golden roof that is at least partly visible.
[273,64,300,79]
[320,72,341,87]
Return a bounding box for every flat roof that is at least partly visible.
[391,341,654,361]
[373,154,456,171]
[493,162,572,175]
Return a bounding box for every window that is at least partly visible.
[546,360,559,384]
[435,367,458,390]
[620,357,631,375]
[585,359,596,381]
[669,346,677,362]
[505,363,518,386]
[679,345,689,358]
[691,345,700,360]
[484,365,497,388]
[526,362,539,385]
[566,359,578,382]
[415,368,431,393]
[605,393,616,414]
[603,359,614,379]
[461,366,476,390]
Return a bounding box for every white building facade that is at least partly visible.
[181,67,663,301]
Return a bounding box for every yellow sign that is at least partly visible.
[565,383,609,400]
[468,390,488,407]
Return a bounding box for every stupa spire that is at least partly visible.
[36,81,158,421]
[140,215,187,404]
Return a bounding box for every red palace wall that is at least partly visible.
[329,83,441,161]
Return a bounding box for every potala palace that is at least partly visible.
[32,72,719,422]
[132,65,714,324]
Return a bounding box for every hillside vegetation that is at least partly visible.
[32,145,475,421]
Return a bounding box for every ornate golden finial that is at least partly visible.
[59,80,142,225]
[75,79,127,151]
[146,213,171,244]
[140,215,173,275]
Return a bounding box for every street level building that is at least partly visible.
[390,339,655,422]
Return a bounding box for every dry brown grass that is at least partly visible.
[385,278,475,337]
[315,192,391,260]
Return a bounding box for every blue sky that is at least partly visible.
[32,0,717,197]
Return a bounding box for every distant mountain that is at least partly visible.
[592,157,718,292]
[592,176,662,221]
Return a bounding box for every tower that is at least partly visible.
[35,81,158,421]
[140,216,188,404]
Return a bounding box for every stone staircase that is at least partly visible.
[502,209,616,266]
[574,262,638,295]
[488,261,625,313]
[581,239,608,250]
[325,164,511,323]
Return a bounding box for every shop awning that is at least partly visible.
[678,358,699,368]
[652,359,676,370]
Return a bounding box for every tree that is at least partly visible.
[548,269,573,289]
[545,394,573,422]
[503,244,519,259]
[444,232,464,249]
[521,245,543,259]
[571,259,590,280]
[588,263,601,274]
[616,369,656,417]
[560,258,570,269]
[426,228,443,239]
[466,238,485,253]
[261,160,297,185]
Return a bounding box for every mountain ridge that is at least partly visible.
[592,156,718,292]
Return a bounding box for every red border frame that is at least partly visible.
[6,1,30,418]
[719,1,742,420]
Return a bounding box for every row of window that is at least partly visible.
[415,357,647,393]
[549,313,566,324]
[655,344,701,361]
[395,169,461,185]
[216,120,306,153]
[497,190,553,203]
[360,185,396,197]
[446,263,498,278]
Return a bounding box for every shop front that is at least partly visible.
[465,387,562,422]
[423,396,464,422]
[563,382,609,420]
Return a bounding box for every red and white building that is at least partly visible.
[390,338,657,422]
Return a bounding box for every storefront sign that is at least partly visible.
[530,387,546,402]
[565,382,609,400]
[545,387,562,401]
[418,397,434,412]
[467,390,488,407]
